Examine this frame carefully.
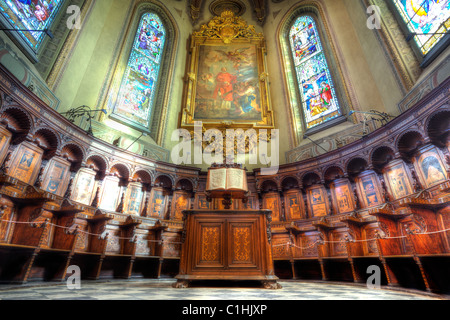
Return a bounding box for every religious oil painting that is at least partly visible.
[392,0,450,55]
[289,16,342,130]
[180,11,274,132]
[0,0,64,51]
[113,12,166,130]
[194,44,262,121]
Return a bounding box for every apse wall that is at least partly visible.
[0,0,448,169]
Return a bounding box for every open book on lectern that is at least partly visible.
[206,168,249,192]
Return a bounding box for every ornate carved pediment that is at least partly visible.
[193,10,263,44]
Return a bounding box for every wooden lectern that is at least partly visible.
[205,163,249,209]
[174,164,281,289]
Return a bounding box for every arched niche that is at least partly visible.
[260,179,282,222]
[171,178,194,221]
[147,174,173,219]
[99,163,131,212]
[281,176,305,221]
[348,157,383,209]
[426,108,450,149]
[71,155,106,206]
[123,170,153,216]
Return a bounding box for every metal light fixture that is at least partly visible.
[348,110,395,136]
[60,106,107,136]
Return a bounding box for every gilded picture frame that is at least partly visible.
[180,10,274,132]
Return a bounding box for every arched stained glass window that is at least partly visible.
[0,0,64,51]
[113,12,166,130]
[289,16,342,131]
[392,0,450,55]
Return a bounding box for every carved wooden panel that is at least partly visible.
[41,157,71,196]
[306,185,329,217]
[331,230,348,256]
[195,193,210,209]
[383,160,414,200]
[171,191,190,221]
[300,233,320,258]
[0,197,14,243]
[8,142,43,185]
[284,189,305,220]
[105,226,121,254]
[0,126,12,165]
[363,224,380,256]
[198,224,224,267]
[135,231,153,256]
[123,182,144,215]
[71,169,97,206]
[229,223,257,268]
[178,210,276,282]
[330,179,355,215]
[162,232,182,258]
[355,171,383,209]
[272,234,290,259]
[242,195,258,210]
[413,145,448,189]
[99,176,121,212]
[263,192,281,222]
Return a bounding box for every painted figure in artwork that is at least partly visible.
[289,15,342,129]
[392,0,450,54]
[194,44,262,121]
[213,67,237,111]
[320,81,333,106]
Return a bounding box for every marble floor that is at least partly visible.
[0,279,446,300]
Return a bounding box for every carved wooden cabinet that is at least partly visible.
[175,210,281,289]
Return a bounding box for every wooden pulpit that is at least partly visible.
[174,209,281,289]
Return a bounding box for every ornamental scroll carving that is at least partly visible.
[193,10,263,44]
[201,227,220,262]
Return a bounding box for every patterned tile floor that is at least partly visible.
[0,279,446,300]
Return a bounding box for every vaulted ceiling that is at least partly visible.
[185,0,280,25]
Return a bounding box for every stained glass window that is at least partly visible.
[289,16,342,130]
[392,0,450,55]
[0,0,64,51]
[113,12,166,130]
